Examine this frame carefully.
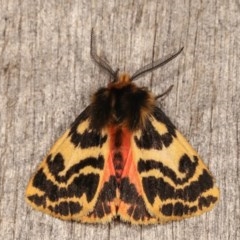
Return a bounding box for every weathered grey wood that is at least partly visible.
[0,0,239,239]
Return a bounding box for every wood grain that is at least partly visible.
[0,0,239,239]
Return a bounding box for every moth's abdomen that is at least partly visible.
[108,127,131,185]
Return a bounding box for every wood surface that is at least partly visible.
[0,1,239,240]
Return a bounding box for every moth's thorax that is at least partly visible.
[90,74,156,130]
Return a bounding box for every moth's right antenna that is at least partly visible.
[130,47,184,81]
[90,29,119,81]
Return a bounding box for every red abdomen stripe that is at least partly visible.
[109,126,131,184]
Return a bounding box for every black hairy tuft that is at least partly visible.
[90,88,112,130]
[117,86,152,130]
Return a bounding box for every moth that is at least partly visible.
[25,30,219,224]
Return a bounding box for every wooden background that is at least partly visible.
[0,1,239,240]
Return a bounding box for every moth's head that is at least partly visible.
[107,73,131,89]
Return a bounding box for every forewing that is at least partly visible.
[130,107,219,223]
[25,107,117,223]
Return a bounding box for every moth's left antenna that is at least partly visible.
[90,29,119,80]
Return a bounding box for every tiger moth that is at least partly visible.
[25,30,219,224]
